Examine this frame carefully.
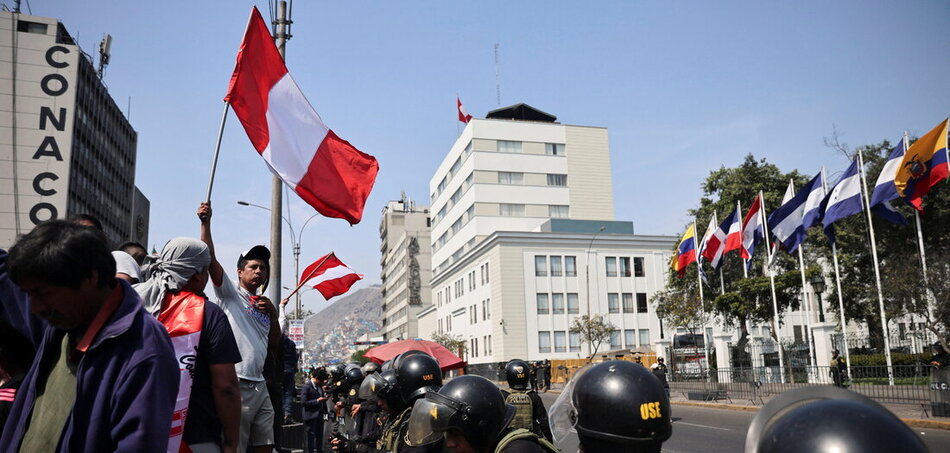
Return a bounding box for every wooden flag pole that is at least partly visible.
[858,148,895,385]
[285,252,333,299]
[204,102,231,204]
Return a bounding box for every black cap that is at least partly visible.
[238,245,271,268]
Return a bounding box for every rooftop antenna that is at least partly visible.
[494,43,501,106]
[97,33,112,79]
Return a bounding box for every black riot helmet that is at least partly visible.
[406,375,515,452]
[329,364,345,381]
[505,359,531,390]
[393,349,428,370]
[745,386,927,453]
[550,360,671,451]
[359,369,399,404]
[362,361,380,375]
[345,365,365,385]
[395,353,443,404]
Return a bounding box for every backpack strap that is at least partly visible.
[495,428,560,453]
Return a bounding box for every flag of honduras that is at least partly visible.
[869,138,909,224]
[823,158,864,244]
[768,173,825,253]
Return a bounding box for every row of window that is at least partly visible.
[534,255,647,278]
[536,293,580,314]
[497,172,567,187]
[437,261,490,308]
[538,331,581,353]
[610,329,652,350]
[497,141,567,156]
[469,334,493,359]
[608,293,650,314]
[468,298,492,324]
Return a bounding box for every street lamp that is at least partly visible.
[809,273,826,323]
[238,200,319,319]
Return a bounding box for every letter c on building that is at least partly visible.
[45,45,70,69]
[32,172,58,196]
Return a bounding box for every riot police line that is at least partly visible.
[304,351,930,453]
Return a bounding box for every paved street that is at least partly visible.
[538,392,950,452]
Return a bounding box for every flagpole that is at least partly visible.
[739,200,748,279]
[858,148,895,385]
[285,252,334,299]
[758,191,786,383]
[822,166,852,380]
[907,131,935,322]
[203,102,231,204]
[797,246,816,370]
[695,216,711,381]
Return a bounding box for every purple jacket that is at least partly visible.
[0,250,179,453]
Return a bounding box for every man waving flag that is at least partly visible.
[225,7,379,225]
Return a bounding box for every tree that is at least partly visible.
[350,348,370,365]
[653,287,709,339]
[570,314,615,359]
[431,332,467,357]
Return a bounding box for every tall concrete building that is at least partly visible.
[1,11,147,248]
[379,195,432,341]
[418,104,677,374]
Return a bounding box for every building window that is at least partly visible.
[620,257,632,277]
[624,329,636,348]
[569,332,581,352]
[639,329,651,346]
[450,157,463,177]
[498,140,522,153]
[487,335,493,355]
[546,174,568,186]
[552,294,565,314]
[634,257,645,277]
[472,305,478,324]
[499,203,525,217]
[538,332,551,353]
[605,257,617,277]
[451,218,462,234]
[536,294,550,314]
[549,205,569,218]
[565,256,577,277]
[610,330,621,350]
[482,298,490,320]
[535,256,548,276]
[450,188,462,207]
[550,256,562,276]
[607,293,619,314]
[567,293,579,314]
[637,293,648,313]
[554,331,567,352]
[622,293,635,313]
[498,172,524,185]
[545,143,565,156]
[793,325,804,343]
[485,262,490,284]
[438,319,443,333]
[438,176,448,194]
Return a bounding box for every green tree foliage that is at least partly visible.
[350,347,370,364]
[431,332,467,355]
[569,314,615,359]
[653,287,708,337]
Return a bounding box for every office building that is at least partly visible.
[379,195,432,341]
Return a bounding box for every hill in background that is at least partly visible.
[302,285,382,365]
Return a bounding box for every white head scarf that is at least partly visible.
[133,237,210,316]
[112,251,142,282]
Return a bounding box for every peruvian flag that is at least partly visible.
[225,7,378,225]
[457,97,473,123]
[741,194,765,260]
[299,252,363,301]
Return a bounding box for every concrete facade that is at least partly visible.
[1,11,146,248]
[379,196,432,341]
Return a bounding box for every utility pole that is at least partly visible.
[270,1,291,307]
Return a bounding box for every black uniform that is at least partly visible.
[500,389,553,441]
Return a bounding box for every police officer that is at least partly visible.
[744,386,927,453]
[549,360,671,452]
[500,360,553,441]
[406,375,558,453]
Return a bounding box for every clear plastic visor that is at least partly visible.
[358,373,386,400]
[405,398,458,446]
[548,363,594,443]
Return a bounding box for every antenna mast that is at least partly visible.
[494,43,501,106]
[97,34,112,79]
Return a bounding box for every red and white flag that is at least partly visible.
[741,194,765,260]
[457,97,473,124]
[299,252,363,301]
[723,202,743,254]
[225,7,378,225]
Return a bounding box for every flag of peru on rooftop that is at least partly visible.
[895,118,949,212]
[225,7,379,225]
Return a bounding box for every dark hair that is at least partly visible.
[118,241,146,253]
[8,220,116,289]
[68,213,104,231]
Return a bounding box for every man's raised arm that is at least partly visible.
[198,203,224,286]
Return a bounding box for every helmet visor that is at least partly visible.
[405,398,458,446]
[548,363,594,443]
[358,372,386,400]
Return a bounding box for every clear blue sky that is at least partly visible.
[29,1,949,312]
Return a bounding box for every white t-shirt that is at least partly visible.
[211,276,271,381]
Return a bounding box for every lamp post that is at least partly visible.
[238,200,319,319]
[584,225,607,356]
[809,273,826,323]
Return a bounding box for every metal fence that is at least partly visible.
[668,365,935,407]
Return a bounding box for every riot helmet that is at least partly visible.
[406,375,515,452]
[345,365,365,385]
[329,363,345,381]
[395,353,443,404]
[745,386,927,453]
[550,360,671,450]
[359,369,399,403]
[362,361,380,375]
[505,359,531,390]
[393,349,429,370]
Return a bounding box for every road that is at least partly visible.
[538,392,950,452]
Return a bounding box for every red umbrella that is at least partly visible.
[364,339,466,371]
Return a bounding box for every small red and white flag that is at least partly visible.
[225,7,378,225]
[741,194,765,260]
[299,252,363,301]
[457,97,473,124]
[723,202,743,254]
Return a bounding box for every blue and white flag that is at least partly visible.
[822,158,865,244]
[869,138,909,224]
[767,172,825,253]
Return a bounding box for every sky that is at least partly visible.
[19,1,949,313]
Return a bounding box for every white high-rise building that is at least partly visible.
[379,195,432,341]
[417,104,677,374]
